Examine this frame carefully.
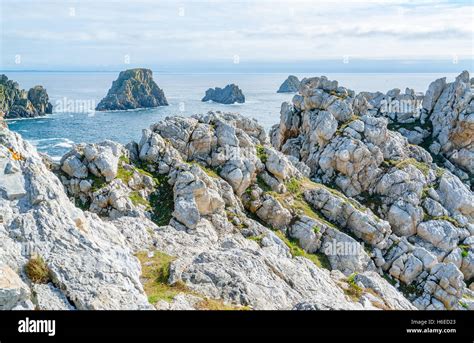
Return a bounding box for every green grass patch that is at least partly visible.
[285,178,300,194]
[256,145,268,163]
[130,191,150,208]
[459,245,470,258]
[194,163,220,178]
[435,167,445,178]
[269,189,338,230]
[423,214,461,227]
[136,251,186,304]
[274,230,331,270]
[116,159,134,184]
[136,250,244,309]
[345,273,363,301]
[247,235,264,246]
[388,158,431,177]
[432,215,461,227]
[119,155,130,164]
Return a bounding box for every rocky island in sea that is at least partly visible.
[95,68,168,111]
[201,84,245,104]
[0,71,473,311]
[277,75,301,93]
[0,75,53,119]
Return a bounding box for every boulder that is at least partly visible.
[0,264,33,310]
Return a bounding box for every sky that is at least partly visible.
[0,0,473,72]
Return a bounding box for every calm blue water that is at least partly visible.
[5,72,459,160]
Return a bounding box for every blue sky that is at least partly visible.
[0,0,472,72]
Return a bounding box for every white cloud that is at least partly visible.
[1,0,472,68]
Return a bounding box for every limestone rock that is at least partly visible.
[277,75,300,93]
[0,129,152,310]
[202,84,245,104]
[96,68,168,111]
[0,74,53,119]
[33,283,75,310]
[0,264,32,310]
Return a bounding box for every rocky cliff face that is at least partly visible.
[1,72,473,311]
[277,75,300,93]
[353,72,473,187]
[202,84,245,104]
[270,72,474,309]
[96,69,168,111]
[0,75,53,119]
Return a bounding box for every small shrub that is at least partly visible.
[25,256,51,284]
[119,155,130,164]
[256,145,268,163]
[345,273,363,300]
[149,174,174,226]
[89,174,107,193]
[459,245,470,258]
[285,178,300,194]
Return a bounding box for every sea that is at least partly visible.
[4,71,460,161]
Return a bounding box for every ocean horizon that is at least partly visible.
[5,71,463,160]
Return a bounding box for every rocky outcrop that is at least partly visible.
[356,71,473,188]
[270,74,473,309]
[0,125,152,309]
[0,75,53,119]
[425,72,473,179]
[2,72,473,311]
[201,84,245,104]
[277,75,300,93]
[0,264,34,310]
[95,68,168,111]
[43,112,413,309]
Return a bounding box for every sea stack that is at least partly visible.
[0,75,53,119]
[201,84,245,104]
[277,75,300,93]
[95,68,168,111]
